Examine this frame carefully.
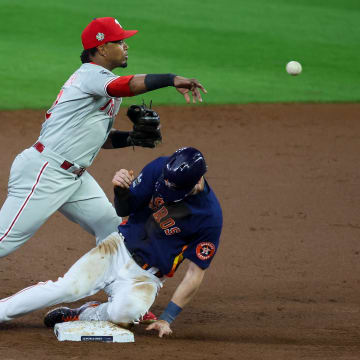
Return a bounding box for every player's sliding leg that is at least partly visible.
[47,235,162,326]
[0,233,119,322]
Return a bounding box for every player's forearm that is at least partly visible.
[159,262,205,324]
[129,74,176,95]
[107,73,177,97]
[102,129,131,149]
[113,186,132,216]
[171,266,205,308]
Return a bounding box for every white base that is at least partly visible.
[54,321,134,343]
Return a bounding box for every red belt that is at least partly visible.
[33,142,86,177]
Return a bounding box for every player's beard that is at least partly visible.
[120,62,128,68]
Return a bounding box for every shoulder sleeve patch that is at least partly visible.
[100,70,112,76]
[196,242,216,260]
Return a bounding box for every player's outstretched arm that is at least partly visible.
[146,261,206,338]
[107,74,207,103]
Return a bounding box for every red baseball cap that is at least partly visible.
[81,17,138,50]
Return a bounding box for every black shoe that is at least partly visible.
[44,301,101,328]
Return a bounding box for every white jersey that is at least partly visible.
[38,63,122,167]
[0,65,124,258]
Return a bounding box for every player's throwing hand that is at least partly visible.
[174,76,207,104]
[146,320,173,338]
[112,169,134,188]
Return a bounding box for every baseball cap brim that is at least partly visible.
[110,29,138,42]
[154,175,193,203]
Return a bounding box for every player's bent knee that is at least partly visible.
[107,293,155,324]
[108,302,147,324]
[92,209,121,244]
[132,282,157,309]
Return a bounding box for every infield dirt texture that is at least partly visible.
[1,104,360,359]
[1,0,360,359]
[1,0,359,108]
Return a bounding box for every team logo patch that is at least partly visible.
[96,32,105,41]
[196,242,215,261]
[100,70,111,76]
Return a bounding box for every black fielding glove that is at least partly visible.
[127,104,162,148]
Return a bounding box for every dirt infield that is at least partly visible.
[1,104,360,359]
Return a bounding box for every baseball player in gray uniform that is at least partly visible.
[0,17,207,257]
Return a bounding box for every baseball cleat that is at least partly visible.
[44,301,101,328]
[139,311,157,324]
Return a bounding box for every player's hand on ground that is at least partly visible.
[112,169,134,188]
[146,320,172,338]
[174,76,207,104]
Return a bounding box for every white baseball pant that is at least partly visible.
[0,146,121,257]
[0,233,162,323]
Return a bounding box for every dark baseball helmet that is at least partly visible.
[155,147,207,203]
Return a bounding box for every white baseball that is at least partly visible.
[286,61,302,76]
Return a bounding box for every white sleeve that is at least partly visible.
[80,67,119,98]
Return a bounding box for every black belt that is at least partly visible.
[33,142,86,177]
[131,253,163,278]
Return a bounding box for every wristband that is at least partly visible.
[110,130,131,148]
[159,301,182,324]
[144,73,176,91]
